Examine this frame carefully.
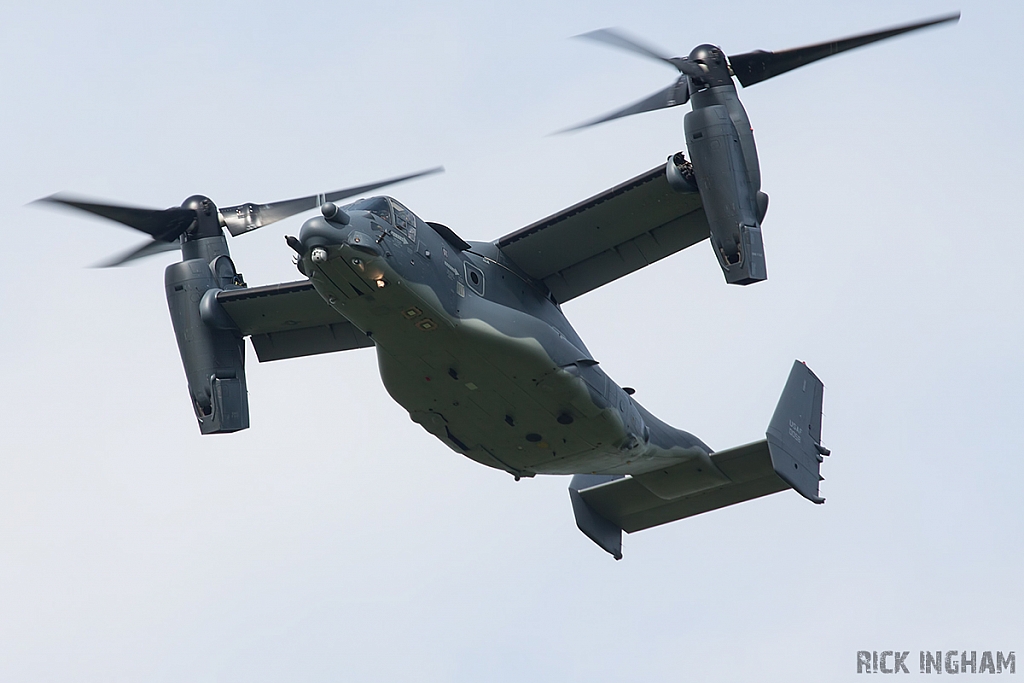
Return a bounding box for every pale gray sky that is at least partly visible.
[1,1,1021,681]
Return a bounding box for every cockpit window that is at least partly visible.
[391,199,416,233]
[349,197,392,224]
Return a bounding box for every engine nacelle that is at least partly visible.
[165,236,249,434]
[684,103,767,285]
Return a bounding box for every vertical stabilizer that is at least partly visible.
[568,474,624,559]
[766,361,827,503]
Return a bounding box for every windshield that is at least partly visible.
[348,196,392,224]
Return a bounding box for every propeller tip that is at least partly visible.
[550,123,586,136]
[31,193,66,207]
[573,28,610,40]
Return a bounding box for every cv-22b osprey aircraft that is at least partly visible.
[40,14,958,559]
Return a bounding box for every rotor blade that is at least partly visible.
[219,167,444,237]
[576,28,704,80]
[729,12,960,87]
[94,238,181,268]
[558,77,689,132]
[36,194,196,242]
[576,28,679,68]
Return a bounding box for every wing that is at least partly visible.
[496,157,708,303]
[216,281,373,362]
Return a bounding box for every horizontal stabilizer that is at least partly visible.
[576,440,789,535]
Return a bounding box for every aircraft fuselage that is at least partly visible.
[298,198,712,479]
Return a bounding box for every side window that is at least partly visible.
[464,262,485,296]
[391,199,416,234]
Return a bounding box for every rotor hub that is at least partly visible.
[688,44,723,65]
[688,44,732,88]
[182,195,215,215]
[182,195,223,239]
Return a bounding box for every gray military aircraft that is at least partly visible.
[38,13,958,559]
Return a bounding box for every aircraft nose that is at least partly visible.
[344,231,381,255]
[298,214,349,249]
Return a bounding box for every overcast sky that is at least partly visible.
[1,1,1021,681]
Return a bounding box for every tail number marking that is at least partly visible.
[789,420,803,443]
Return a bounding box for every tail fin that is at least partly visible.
[766,361,827,503]
[568,474,625,560]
